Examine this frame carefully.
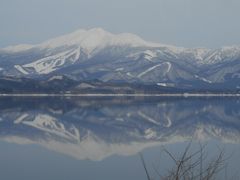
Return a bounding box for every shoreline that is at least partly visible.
[0,93,240,97]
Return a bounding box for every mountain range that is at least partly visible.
[0,28,240,93]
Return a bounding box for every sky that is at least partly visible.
[0,0,240,48]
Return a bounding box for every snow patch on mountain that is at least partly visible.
[157,83,175,87]
[2,44,35,53]
[143,50,157,61]
[157,83,168,87]
[204,46,240,64]
[127,50,158,61]
[138,62,171,78]
[48,75,64,81]
[14,65,29,75]
[115,67,124,71]
[19,48,81,74]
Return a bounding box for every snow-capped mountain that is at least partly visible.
[0,28,239,91]
[0,97,239,160]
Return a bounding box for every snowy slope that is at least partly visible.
[2,28,164,53]
[0,28,240,88]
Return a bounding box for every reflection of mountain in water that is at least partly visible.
[0,97,239,161]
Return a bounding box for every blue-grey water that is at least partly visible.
[0,97,239,180]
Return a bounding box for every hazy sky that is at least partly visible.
[0,0,240,48]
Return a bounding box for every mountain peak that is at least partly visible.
[2,28,163,53]
[87,27,109,34]
[39,28,162,51]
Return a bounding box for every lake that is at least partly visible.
[0,97,239,180]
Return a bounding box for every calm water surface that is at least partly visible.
[0,97,239,180]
